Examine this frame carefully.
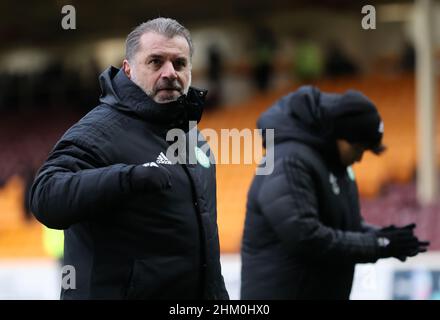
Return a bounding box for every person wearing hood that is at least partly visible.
[240,86,429,299]
[29,18,228,300]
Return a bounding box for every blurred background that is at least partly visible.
[1,0,440,299]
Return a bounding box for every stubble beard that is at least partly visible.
[131,72,192,104]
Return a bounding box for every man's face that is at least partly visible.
[123,32,192,103]
[337,140,367,167]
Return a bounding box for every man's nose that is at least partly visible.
[161,61,177,80]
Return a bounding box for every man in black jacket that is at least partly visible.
[241,86,429,299]
[30,18,228,300]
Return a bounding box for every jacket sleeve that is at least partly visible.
[361,220,381,233]
[258,156,379,264]
[30,139,135,230]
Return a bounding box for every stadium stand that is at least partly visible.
[1,75,440,255]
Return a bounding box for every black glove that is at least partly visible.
[375,224,430,262]
[378,223,414,234]
[129,163,172,192]
[378,224,398,233]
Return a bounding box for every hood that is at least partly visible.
[257,86,382,162]
[258,86,341,150]
[98,66,207,132]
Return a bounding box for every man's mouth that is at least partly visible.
[157,88,181,92]
[156,88,180,94]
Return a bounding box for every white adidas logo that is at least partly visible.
[156,152,172,165]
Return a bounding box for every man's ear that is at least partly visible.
[122,59,131,79]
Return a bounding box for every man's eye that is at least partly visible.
[149,59,162,65]
[174,60,187,69]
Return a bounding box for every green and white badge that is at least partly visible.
[347,166,356,181]
[195,147,210,168]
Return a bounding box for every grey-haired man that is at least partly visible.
[30,18,229,300]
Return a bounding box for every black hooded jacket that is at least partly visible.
[30,66,228,300]
[241,86,380,300]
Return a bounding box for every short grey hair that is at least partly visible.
[125,17,194,62]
